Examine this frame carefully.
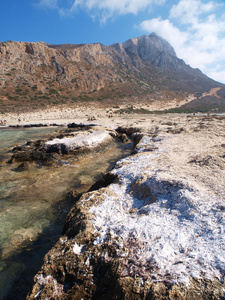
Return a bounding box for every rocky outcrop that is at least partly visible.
[27,116,225,299]
[43,130,114,154]
[7,126,116,164]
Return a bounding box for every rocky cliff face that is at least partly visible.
[0,33,224,113]
[0,41,117,91]
[121,33,177,68]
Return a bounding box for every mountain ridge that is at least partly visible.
[0,33,225,113]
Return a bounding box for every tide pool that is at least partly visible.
[0,126,132,300]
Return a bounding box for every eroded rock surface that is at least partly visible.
[7,125,116,164]
[27,115,225,299]
[43,130,113,155]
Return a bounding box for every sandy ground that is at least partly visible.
[0,105,126,128]
[0,87,222,128]
[0,104,160,130]
[0,103,208,131]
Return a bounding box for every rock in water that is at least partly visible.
[43,130,113,154]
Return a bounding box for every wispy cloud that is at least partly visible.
[140,0,225,83]
[72,0,166,15]
[170,0,216,24]
[37,0,166,20]
[38,0,58,9]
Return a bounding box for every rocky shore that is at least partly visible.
[22,114,225,299]
[7,124,117,163]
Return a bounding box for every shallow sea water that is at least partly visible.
[0,127,132,300]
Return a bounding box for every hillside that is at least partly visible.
[0,33,225,113]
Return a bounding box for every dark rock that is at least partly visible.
[8,151,32,163]
[30,151,45,161]
[88,172,118,192]
[62,205,87,238]
[15,162,29,172]
[56,134,65,139]
[34,140,46,147]
[12,145,28,152]
[116,126,141,136]
[26,141,36,147]
[132,132,144,146]
[68,123,88,128]
[146,282,169,299]
[119,133,129,143]
[8,150,59,164]
[66,190,81,202]
[44,143,69,155]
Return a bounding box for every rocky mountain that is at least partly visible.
[0,33,225,113]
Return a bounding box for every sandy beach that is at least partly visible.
[0,104,127,128]
[0,102,191,129]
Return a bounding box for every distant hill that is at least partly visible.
[0,33,225,113]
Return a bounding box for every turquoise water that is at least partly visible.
[0,127,132,300]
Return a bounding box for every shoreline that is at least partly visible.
[0,124,133,300]
[1,104,224,131]
[1,108,225,298]
[25,112,225,299]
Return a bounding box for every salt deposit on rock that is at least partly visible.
[43,130,113,154]
[89,130,225,286]
[27,115,225,299]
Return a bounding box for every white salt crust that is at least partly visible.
[45,130,110,150]
[87,135,225,285]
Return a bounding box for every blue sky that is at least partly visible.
[1,0,225,83]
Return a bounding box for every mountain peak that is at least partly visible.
[148,32,177,57]
[121,33,177,69]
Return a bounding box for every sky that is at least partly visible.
[1,0,225,84]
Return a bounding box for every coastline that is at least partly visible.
[1,107,225,298]
[23,111,225,299]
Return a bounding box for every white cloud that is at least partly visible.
[170,0,215,24]
[140,18,189,51]
[140,0,225,84]
[207,69,225,83]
